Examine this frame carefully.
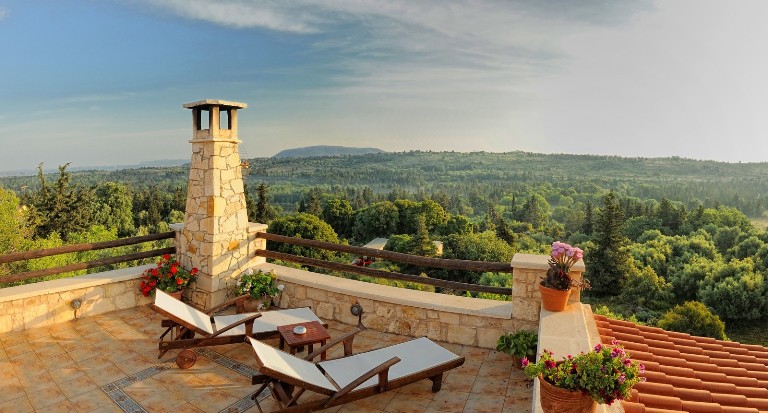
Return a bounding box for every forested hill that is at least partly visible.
[273,145,385,158]
[2,151,768,216]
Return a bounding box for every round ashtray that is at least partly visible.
[293,326,307,335]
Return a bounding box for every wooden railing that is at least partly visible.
[256,232,513,296]
[0,231,175,284]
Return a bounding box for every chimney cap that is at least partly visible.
[182,99,247,109]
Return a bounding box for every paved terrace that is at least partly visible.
[0,305,533,413]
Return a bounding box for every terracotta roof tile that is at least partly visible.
[593,314,768,413]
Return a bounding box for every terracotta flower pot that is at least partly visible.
[538,375,596,413]
[236,296,271,313]
[539,284,571,312]
[166,290,183,300]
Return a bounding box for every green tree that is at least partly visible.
[0,189,33,276]
[267,213,340,261]
[586,192,629,295]
[582,201,594,235]
[698,260,767,320]
[321,198,353,237]
[657,301,727,340]
[517,194,550,229]
[93,182,135,237]
[410,215,437,257]
[619,265,674,311]
[353,201,399,241]
[254,183,279,224]
[440,231,513,284]
[29,163,96,241]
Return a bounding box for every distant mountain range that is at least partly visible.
[0,159,189,177]
[272,145,385,158]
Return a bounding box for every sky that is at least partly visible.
[1,0,767,173]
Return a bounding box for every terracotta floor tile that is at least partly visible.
[336,403,383,412]
[425,390,469,413]
[472,377,509,395]
[0,395,33,413]
[77,354,114,373]
[0,347,7,361]
[397,380,438,398]
[38,399,78,413]
[189,388,241,413]
[44,351,77,370]
[58,374,99,399]
[23,328,50,340]
[5,342,32,358]
[83,402,124,413]
[174,402,207,413]
[383,392,433,413]
[462,392,505,413]
[27,384,67,410]
[115,353,157,375]
[68,387,115,413]
[0,378,25,403]
[0,332,27,348]
[354,390,398,410]
[136,391,187,413]
[19,370,57,393]
[84,363,126,386]
[443,372,476,393]
[123,377,170,403]
[67,346,100,362]
[49,365,87,384]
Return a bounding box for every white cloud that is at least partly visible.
[0,7,9,20]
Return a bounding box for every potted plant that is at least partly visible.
[235,268,284,313]
[496,330,538,369]
[139,254,198,299]
[540,241,588,311]
[522,340,645,413]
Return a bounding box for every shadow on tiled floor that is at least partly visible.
[0,306,532,413]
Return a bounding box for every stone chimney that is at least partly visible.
[173,99,264,308]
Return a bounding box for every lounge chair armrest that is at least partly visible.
[210,313,262,338]
[305,328,361,360]
[207,294,251,315]
[324,356,400,406]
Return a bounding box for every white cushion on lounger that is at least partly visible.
[248,337,337,392]
[318,337,461,390]
[155,289,213,335]
[213,307,322,336]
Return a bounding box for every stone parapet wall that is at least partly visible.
[257,263,536,349]
[0,265,154,333]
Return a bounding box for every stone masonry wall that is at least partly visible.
[0,266,153,333]
[511,253,585,326]
[276,281,535,349]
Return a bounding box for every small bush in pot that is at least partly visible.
[497,330,538,369]
[235,268,284,311]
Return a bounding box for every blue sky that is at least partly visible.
[1,0,768,173]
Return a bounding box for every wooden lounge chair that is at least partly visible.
[151,290,324,368]
[247,329,465,413]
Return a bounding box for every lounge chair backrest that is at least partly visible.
[155,290,214,335]
[318,337,461,390]
[248,337,337,392]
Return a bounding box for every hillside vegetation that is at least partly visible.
[2,151,768,344]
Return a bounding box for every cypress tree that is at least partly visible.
[585,192,629,295]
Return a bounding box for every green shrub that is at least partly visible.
[656,301,727,340]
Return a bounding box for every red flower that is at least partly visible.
[150,268,158,277]
[163,254,171,261]
[170,266,178,275]
[176,278,184,285]
[191,268,199,275]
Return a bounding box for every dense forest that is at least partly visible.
[2,151,768,344]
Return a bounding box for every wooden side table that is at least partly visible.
[277,321,331,360]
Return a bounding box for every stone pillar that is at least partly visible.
[173,99,258,309]
[510,253,585,325]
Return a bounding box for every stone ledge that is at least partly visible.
[512,252,585,272]
[255,263,513,319]
[0,264,153,303]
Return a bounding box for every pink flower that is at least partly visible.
[544,360,556,369]
[594,343,603,352]
[521,357,529,367]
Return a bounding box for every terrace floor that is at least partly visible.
[0,305,533,413]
